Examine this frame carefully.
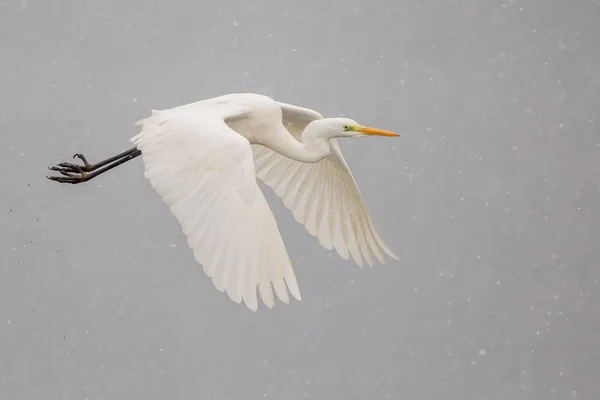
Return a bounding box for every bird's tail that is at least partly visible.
[131,110,165,145]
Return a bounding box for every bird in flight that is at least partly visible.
[47,93,399,311]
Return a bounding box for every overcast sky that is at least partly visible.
[1,0,599,399]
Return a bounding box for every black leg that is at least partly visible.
[47,147,142,184]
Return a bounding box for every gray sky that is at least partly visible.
[1,0,599,399]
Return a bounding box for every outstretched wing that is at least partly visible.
[131,106,301,311]
[251,102,398,267]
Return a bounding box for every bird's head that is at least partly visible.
[315,117,399,139]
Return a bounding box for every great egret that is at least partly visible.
[47,93,399,311]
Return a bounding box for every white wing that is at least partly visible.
[131,106,300,311]
[251,102,398,267]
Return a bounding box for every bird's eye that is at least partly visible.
[343,125,349,131]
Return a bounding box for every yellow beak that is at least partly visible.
[356,125,399,137]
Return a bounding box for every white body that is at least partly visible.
[131,93,397,311]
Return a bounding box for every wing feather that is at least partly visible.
[251,102,398,267]
[131,108,300,311]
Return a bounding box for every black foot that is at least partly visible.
[46,147,141,184]
[47,153,94,184]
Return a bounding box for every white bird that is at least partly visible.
[47,93,399,311]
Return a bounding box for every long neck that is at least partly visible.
[265,124,331,163]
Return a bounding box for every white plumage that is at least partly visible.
[127,93,398,311]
